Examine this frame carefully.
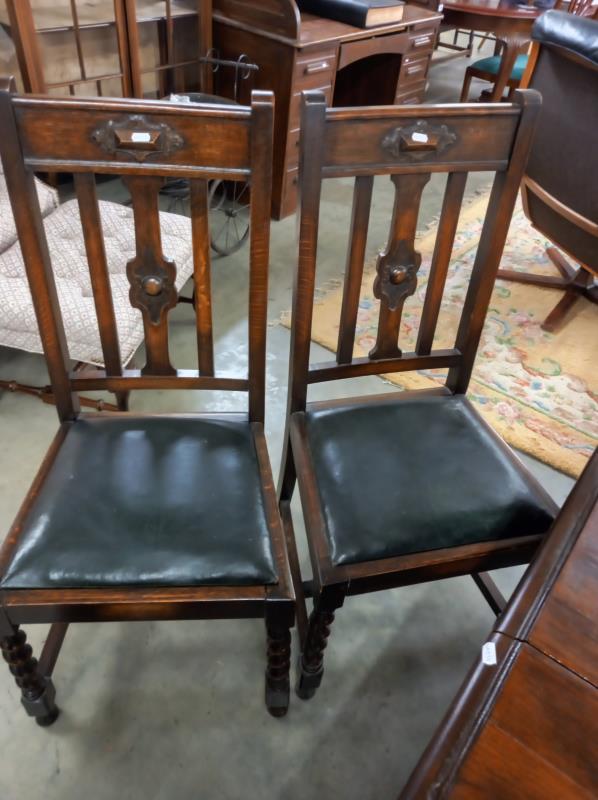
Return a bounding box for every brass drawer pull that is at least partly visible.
[412,35,432,48]
[304,61,331,75]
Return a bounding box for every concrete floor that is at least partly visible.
[0,36,574,800]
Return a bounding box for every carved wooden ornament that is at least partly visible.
[126,248,178,326]
[92,115,184,162]
[373,239,421,312]
[382,121,457,161]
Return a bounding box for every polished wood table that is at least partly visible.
[442,0,545,101]
[400,449,598,799]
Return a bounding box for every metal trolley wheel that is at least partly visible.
[208,179,250,257]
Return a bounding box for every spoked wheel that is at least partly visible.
[208,179,250,257]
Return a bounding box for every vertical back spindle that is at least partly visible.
[189,179,214,375]
[336,174,374,364]
[416,171,467,356]
[124,175,178,376]
[74,174,123,378]
[369,172,430,360]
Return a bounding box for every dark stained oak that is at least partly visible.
[0,86,294,723]
[278,88,557,705]
[400,450,598,799]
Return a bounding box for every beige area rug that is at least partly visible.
[282,195,597,478]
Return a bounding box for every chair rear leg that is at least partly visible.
[0,625,59,726]
[296,585,346,701]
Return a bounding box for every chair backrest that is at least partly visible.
[4,0,132,96]
[556,0,598,18]
[520,11,598,273]
[125,0,213,98]
[0,80,273,423]
[286,90,541,414]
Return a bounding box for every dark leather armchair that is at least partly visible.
[497,11,598,331]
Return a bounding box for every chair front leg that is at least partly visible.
[297,584,346,701]
[0,624,59,727]
[265,615,292,718]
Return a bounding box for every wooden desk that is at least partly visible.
[442,0,542,101]
[212,1,443,218]
[400,449,598,799]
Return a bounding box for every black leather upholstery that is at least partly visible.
[304,396,556,566]
[0,416,278,589]
[532,11,598,68]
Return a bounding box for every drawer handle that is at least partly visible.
[304,61,331,75]
[412,35,432,48]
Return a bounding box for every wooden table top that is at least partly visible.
[401,450,598,799]
[442,0,546,19]
[297,6,443,46]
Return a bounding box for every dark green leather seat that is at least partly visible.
[304,395,556,567]
[0,416,278,589]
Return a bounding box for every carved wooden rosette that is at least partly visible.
[124,176,178,376]
[369,172,431,360]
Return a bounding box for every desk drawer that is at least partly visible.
[406,27,436,55]
[289,84,333,131]
[295,49,337,82]
[395,80,426,105]
[398,53,430,88]
[281,166,299,218]
[285,127,301,170]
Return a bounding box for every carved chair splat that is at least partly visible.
[279,90,558,701]
[0,86,294,723]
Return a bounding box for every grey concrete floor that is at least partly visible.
[0,35,574,800]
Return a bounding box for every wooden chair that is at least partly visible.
[278,89,558,701]
[0,82,294,723]
[498,11,598,332]
[459,0,598,102]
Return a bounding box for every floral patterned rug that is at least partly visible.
[282,195,597,477]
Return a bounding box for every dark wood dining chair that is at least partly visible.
[498,11,598,332]
[459,0,598,103]
[0,82,294,723]
[278,89,558,700]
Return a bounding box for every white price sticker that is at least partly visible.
[482,641,497,666]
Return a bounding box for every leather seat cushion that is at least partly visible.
[304,395,556,567]
[473,53,528,82]
[0,416,278,589]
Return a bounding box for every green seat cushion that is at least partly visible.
[473,54,529,82]
[0,416,278,589]
[304,395,556,567]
